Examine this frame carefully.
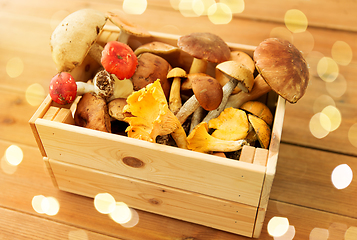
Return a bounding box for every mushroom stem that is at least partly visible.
[175,95,200,124]
[88,43,104,65]
[225,75,271,109]
[118,31,130,44]
[189,58,208,74]
[76,81,95,96]
[169,76,182,115]
[190,106,205,133]
[202,78,238,123]
[171,125,188,149]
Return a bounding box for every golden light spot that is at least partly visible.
[345,226,357,240]
[220,0,245,13]
[208,3,232,25]
[123,0,147,15]
[26,83,46,107]
[1,155,17,175]
[170,0,180,10]
[317,57,339,82]
[348,123,357,148]
[94,193,116,214]
[331,164,353,190]
[305,51,325,77]
[292,30,314,55]
[321,105,341,132]
[32,195,47,214]
[6,57,24,78]
[50,10,70,30]
[269,27,293,43]
[309,112,330,139]
[109,202,133,224]
[5,145,23,166]
[325,74,347,98]
[193,0,215,15]
[267,216,290,237]
[284,9,308,33]
[179,0,199,17]
[313,94,335,114]
[120,208,140,228]
[68,230,88,240]
[274,225,296,240]
[45,197,60,216]
[309,228,329,240]
[331,41,353,66]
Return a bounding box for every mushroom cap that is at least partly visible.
[50,9,107,72]
[107,10,151,38]
[208,107,249,141]
[93,70,114,101]
[240,101,273,126]
[253,38,309,103]
[101,41,138,80]
[229,50,255,73]
[49,72,77,105]
[191,73,223,111]
[177,32,231,63]
[131,52,172,99]
[215,61,255,93]
[134,41,180,56]
[248,114,271,149]
[167,67,187,79]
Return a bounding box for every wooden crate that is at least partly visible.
[29,25,285,238]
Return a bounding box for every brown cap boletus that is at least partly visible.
[177,32,231,74]
[131,52,172,99]
[74,92,111,133]
[254,38,309,103]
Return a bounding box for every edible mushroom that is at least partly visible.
[50,9,107,72]
[177,32,231,74]
[175,73,223,124]
[187,122,247,153]
[101,41,138,80]
[167,67,187,114]
[49,72,78,105]
[229,50,256,73]
[107,10,151,44]
[248,114,271,149]
[240,101,273,126]
[254,38,309,103]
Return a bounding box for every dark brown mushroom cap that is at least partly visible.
[253,38,309,103]
[191,74,223,111]
[177,32,231,63]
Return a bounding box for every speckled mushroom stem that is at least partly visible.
[175,95,200,125]
[189,106,205,133]
[189,58,208,74]
[169,77,182,115]
[225,75,271,109]
[201,78,238,123]
[171,125,188,149]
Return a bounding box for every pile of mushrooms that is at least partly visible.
[48,9,309,159]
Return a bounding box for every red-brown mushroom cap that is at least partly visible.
[49,72,77,105]
[191,74,223,111]
[177,32,231,63]
[101,41,138,80]
[253,38,309,103]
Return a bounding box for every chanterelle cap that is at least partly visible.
[177,32,231,63]
[253,38,309,103]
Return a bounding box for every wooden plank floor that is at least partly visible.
[1,0,357,239]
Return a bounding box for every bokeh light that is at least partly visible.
[32,195,47,214]
[345,226,357,240]
[273,225,295,240]
[267,216,290,237]
[123,0,147,15]
[269,27,293,43]
[309,112,330,139]
[208,3,232,25]
[32,195,60,215]
[179,0,199,17]
[292,30,314,55]
[320,105,341,132]
[26,83,46,107]
[192,0,205,16]
[331,164,353,190]
[220,0,245,14]
[170,0,180,10]
[6,57,24,78]
[325,74,347,98]
[45,197,60,216]
[120,208,140,228]
[309,227,329,240]
[317,57,339,82]
[1,155,18,175]
[109,202,133,224]
[5,144,23,166]
[313,95,335,113]
[331,41,353,66]
[348,123,357,148]
[284,9,308,33]
[305,51,325,77]
[68,230,88,240]
[50,10,69,30]
[94,193,116,214]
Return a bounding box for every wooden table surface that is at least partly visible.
[1,0,357,239]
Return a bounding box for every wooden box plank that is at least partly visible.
[50,158,257,237]
[35,118,266,207]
